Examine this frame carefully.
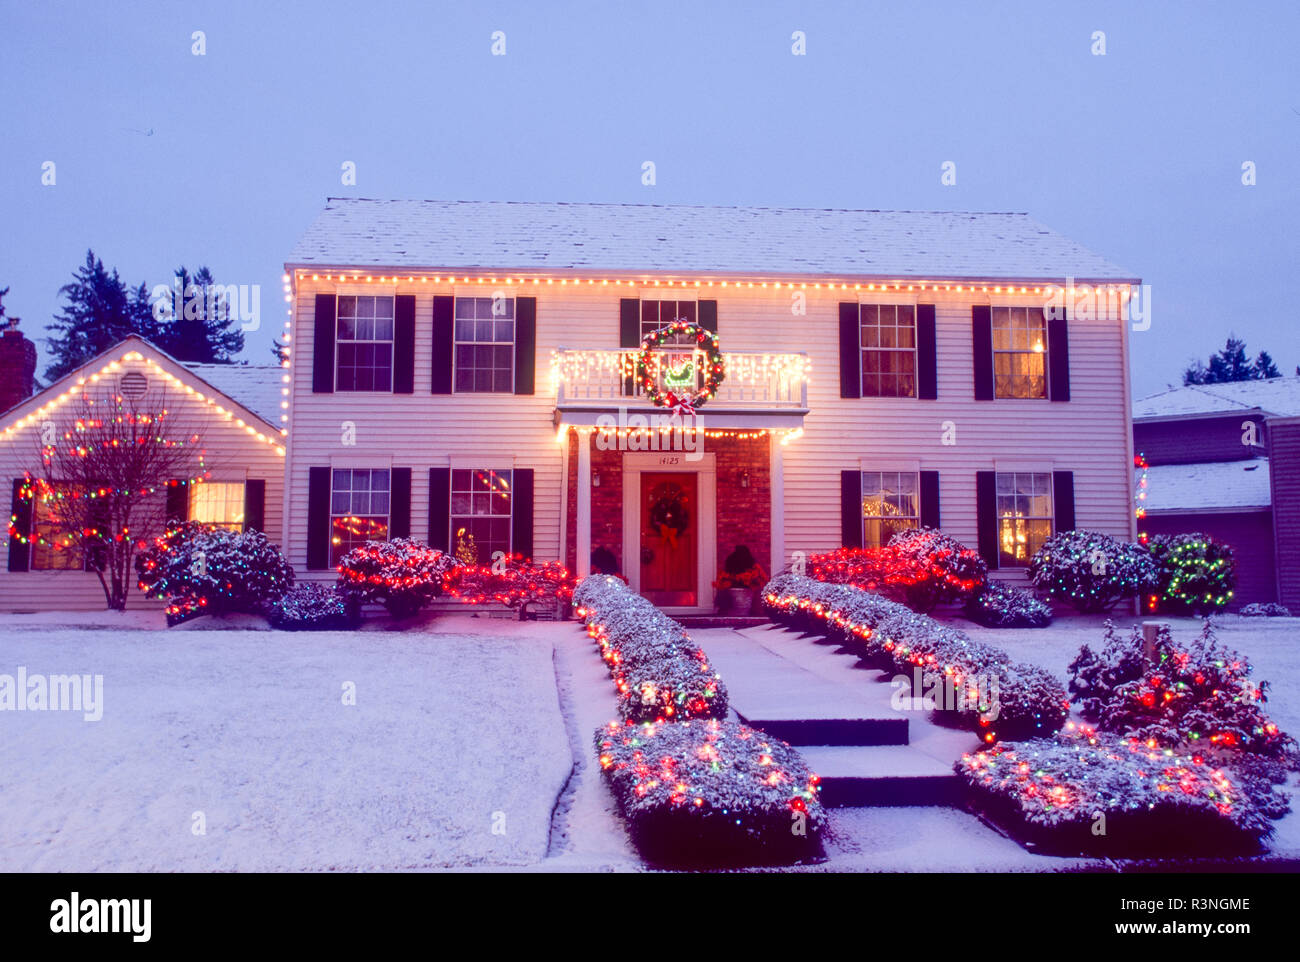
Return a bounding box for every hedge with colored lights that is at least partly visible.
[336,538,459,618]
[762,574,1069,742]
[1070,620,1297,762]
[808,527,987,614]
[573,574,728,723]
[956,723,1288,856]
[595,717,825,868]
[270,582,355,631]
[1147,533,1236,615]
[1028,529,1159,614]
[964,581,1053,628]
[445,554,574,618]
[135,521,295,626]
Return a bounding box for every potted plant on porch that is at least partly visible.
[713,545,768,615]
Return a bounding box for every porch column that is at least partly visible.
[576,427,593,578]
[770,433,785,575]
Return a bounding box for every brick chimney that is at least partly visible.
[0,316,37,414]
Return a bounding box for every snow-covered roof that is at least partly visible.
[1134,377,1300,421]
[183,363,282,425]
[286,199,1137,281]
[1140,459,1272,513]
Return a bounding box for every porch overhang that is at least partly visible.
[554,404,807,431]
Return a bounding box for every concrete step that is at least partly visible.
[799,745,962,808]
[735,711,908,747]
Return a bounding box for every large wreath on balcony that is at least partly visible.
[634,319,726,415]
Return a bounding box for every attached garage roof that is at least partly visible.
[1141,459,1272,513]
[1134,377,1300,421]
[287,198,1137,282]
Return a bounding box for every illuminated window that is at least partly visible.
[860,471,920,547]
[996,472,1053,567]
[330,469,390,566]
[189,482,246,531]
[450,469,512,564]
[30,495,85,571]
[992,307,1048,399]
[336,295,394,392]
[454,297,514,392]
[860,304,916,398]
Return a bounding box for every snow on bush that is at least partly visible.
[136,521,295,625]
[1148,533,1236,615]
[574,574,728,723]
[1239,602,1293,617]
[762,574,1069,742]
[595,718,825,868]
[1067,620,1149,721]
[445,554,574,618]
[964,581,1053,628]
[336,538,459,618]
[956,723,1286,856]
[1028,529,1159,613]
[808,528,986,614]
[270,582,354,631]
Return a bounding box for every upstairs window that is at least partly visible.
[860,470,919,547]
[996,471,1053,567]
[641,298,697,343]
[993,306,1048,399]
[330,468,389,566]
[860,304,916,398]
[451,468,512,563]
[454,297,514,393]
[189,482,246,532]
[336,296,394,392]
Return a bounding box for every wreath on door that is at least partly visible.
[648,483,690,549]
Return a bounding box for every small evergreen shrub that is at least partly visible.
[1028,529,1158,613]
[336,538,459,618]
[964,581,1053,628]
[807,528,986,615]
[1149,533,1236,615]
[270,582,354,631]
[1240,602,1292,617]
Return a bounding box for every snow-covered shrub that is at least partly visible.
[1067,620,1149,720]
[446,554,574,618]
[808,529,986,614]
[964,581,1053,628]
[270,582,353,631]
[574,574,728,723]
[136,521,295,625]
[762,574,1069,742]
[1148,533,1236,615]
[956,724,1285,856]
[1240,602,1293,617]
[335,538,458,618]
[595,718,824,868]
[1028,529,1159,613]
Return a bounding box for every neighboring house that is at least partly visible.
[283,199,1139,612]
[1133,376,1300,609]
[0,336,285,611]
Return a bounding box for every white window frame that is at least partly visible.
[453,295,516,394]
[449,467,513,564]
[994,470,1054,567]
[860,470,921,547]
[991,304,1049,400]
[329,468,391,566]
[188,481,247,531]
[334,295,395,393]
[858,303,918,399]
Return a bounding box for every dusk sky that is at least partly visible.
[2,0,1296,396]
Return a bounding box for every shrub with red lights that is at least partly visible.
[1067,619,1150,721]
[1028,529,1159,613]
[595,717,824,868]
[1147,533,1236,615]
[1073,620,1297,763]
[270,581,355,631]
[956,723,1287,856]
[335,538,459,619]
[445,554,574,619]
[573,574,728,723]
[808,528,986,615]
[762,574,1069,741]
[135,521,295,626]
[964,581,1053,628]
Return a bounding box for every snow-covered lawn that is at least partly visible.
[0,615,576,871]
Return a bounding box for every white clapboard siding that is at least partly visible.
[287,278,1133,583]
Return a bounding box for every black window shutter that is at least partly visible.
[916,304,938,400]
[1052,470,1076,533]
[243,479,266,533]
[166,480,188,524]
[1048,307,1071,402]
[427,468,451,552]
[393,295,415,393]
[620,298,640,394]
[313,294,336,394]
[698,299,718,334]
[431,295,454,394]
[511,468,534,560]
[919,470,941,529]
[514,296,536,395]
[8,479,31,572]
[840,470,863,548]
[307,466,331,569]
[839,303,861,399]
[972,305,994,401]
[976,470,999,570]
[389,467,412,539]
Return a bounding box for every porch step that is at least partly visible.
[734,712,908,747]
[678,616,768,629]
[799,745,962,808]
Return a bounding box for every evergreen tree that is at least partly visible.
[44,250,154,381]
[1183,335,1283,385]
[153,266,245,363]
[271,337,288,365]
[1253,350,1281,379]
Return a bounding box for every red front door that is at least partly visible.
[640,472,697,607]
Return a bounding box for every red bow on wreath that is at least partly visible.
[667,394,696,417]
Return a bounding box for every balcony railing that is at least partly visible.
[552,348,809,410]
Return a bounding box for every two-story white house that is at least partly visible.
[281,199,1139,613]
